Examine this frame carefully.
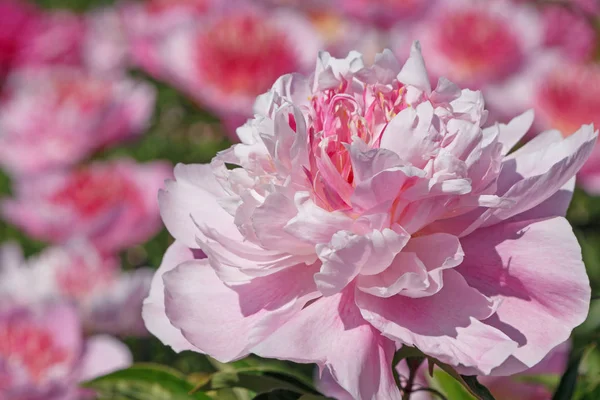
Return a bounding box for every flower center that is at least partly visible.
[55,258,115,300]
[0,320,70,384]
[50,168,136,218]
[305,82,408,211]
[436,10,522,84]
[536,65,600,136]
[195,13,298,97]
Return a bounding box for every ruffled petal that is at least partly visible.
[457,217,590,375]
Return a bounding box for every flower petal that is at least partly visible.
[457,217,590,375]
[357,270,518,374]
[163,261,320,362]
[159,163,235,248]
[142,241,201,353]
[315,226,410,296]
[253,289,401,400]
[79,335,132,382]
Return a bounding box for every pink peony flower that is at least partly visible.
[126,1,321,137]
[144,44,594,399]
[0,241,153,337]
[0,301,131,400]
[2,159,171,252]
[0,67,155,176]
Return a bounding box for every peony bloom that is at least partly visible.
[0,67,155,177]
[0,301,131,400]
[0,241,152,337]
[2,159,171,252]
[126,1,321,137]
[145,44,594,399]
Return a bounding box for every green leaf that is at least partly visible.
[197,371,312,396]
[431,368,475,400]
[252,390,331,400]
[82,363,211,400]
[433,361,496,400]
[208,356,316,390]
[253,389,302,400]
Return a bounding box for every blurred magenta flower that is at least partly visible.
[0,302,131,400]
[0,67,155,176]
[144,44,594,398]
[2,159,171,252]
[127,2,321,137]
[0,0,39,82]
[0,241,152,337]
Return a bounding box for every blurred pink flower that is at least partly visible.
[542,5,596,62]
[121,0,224,78]
[337,0,436,28]
[0,302,131,400]
[83,7,131,76]
[394,0,544,90]
[307,10,390,65]
[574,0,600,16]
[127,2,321,138]
[15,10,85,69]
[0,67,155,176]
[0,241,153,337]
[2,159,171,252]
[144,44,594,399]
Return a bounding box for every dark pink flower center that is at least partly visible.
[436,10,522,83]
[195,13,299,96]
[536,65,600,135]
[0,321,70,383]
[50,168,139,218]
[56,258,115,300]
